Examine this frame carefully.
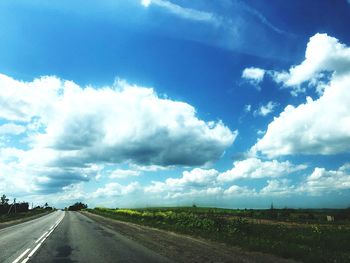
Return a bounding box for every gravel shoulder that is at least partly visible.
[82,211,300,263]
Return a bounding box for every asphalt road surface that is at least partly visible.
[0,211,171,263]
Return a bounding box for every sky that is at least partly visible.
[0,0,350,209]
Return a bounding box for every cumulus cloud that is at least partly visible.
[252,76,350,157]
[272,33,350,95]
[74,162,350,201]
[259,179,295,196]
[242,67,265,83]
[0,74,62,122]
[298,164,350,195]
[0,147,103,194]
[242,67,265,89]
[109,169,141,179]
[145,157,306,199]
[254,101,278,117]
[35,79,236,167]
[145,168,219,196]
[224,185,255,196]
[252,34,350,157]
[0,73,236,194]
[92,182,141,198]
[86,162,350,202]
[218,158,306,182]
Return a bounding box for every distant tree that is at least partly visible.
[1,194,9,205]
[43,203,53,210]
[68,202,88,211]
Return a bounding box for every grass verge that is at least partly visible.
[87,207,350,263]
[0,209,51,226]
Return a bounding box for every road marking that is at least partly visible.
[46,227,55,238]
[27,242,42,258]
[12,248,30,263]
[17,212,65,263]
[35,231,48,244]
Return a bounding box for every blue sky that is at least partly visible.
[0,0,350,209]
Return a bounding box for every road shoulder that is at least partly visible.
[82,211,300,263]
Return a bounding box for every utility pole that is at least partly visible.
[7,198,16,214]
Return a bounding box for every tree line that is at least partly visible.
[67,202,88,211]
[0,194,52,215]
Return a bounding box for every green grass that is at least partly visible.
[88,207,350,263]
[0,209,50,223]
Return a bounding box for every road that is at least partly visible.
[0,211,170,263]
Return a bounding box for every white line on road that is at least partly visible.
[12,248,30,263]
[35,231,48,244]
[27,242,42,258]
[16,212,65,263]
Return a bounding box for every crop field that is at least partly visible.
[88,207,350,263]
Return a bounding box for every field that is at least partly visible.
[88,206,350,263]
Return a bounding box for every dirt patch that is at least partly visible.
[82,211,300,263]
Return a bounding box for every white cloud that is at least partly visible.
[254,101,278,117]
[218,158,306,183]
[141,0,218,25]
[168,187,223,199]
[129,163,170,172]
[34,79,236,167]
[252,34,350,157]
[109,169,141,179]
[167,168,219,187]
[242,67,265,85]
[252,75,350,157]
[0,73,236,194]
[0,74,62,122]
[242,67,266,90]
[244,104,252,113]
[224,185,255,196]
[260,179,295,196]
[144,157,306,199]
[90,162,350,201]
[142,161,350,201]
[298,164,350,195]
[272,33,350,95]
[92,182,141,198]
[141,0,151,7]
[0,123,26,135]
[145,168,219,194]
[57,183,86,202]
